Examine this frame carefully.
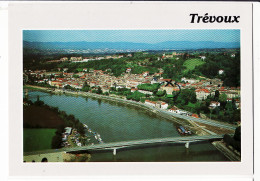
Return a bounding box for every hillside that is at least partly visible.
[183,58,205,73]
[23,41,240,51]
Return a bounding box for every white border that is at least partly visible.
[8,1,253,177]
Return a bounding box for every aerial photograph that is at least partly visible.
[23,30,241,162]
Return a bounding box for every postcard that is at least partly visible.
[8,1,253,177]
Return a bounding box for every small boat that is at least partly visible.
[177,126,192,135]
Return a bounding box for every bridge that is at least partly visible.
[24,135,225,156]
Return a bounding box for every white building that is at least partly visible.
[218,69,224,75]
[195,89,210,100]
[209,101,220,109]
[145,100,156,107]
[161,102,168,109]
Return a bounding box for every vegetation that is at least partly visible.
[126,91,145,102]
[137,83,160,92]
[23,128,56,152]
[191,52,240,87]
[183,58,205,73]
[23,97,86,149]
[223,126,241,152]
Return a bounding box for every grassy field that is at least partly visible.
[23,128,57,152]
[183,58,205,73]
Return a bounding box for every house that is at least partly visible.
[126,68,132,73]
[192,114,199,118]
[145,100,156,107]
[155,101,168,109]
[160,102,168,109]
[195,89,210,100]
[143,71,149,77]
[209,101,220,109]
[131,88,138,92]
[49,80,63,88]
[150,77,158,84]
[62,134,68,142]
[158,79,175,94]
[181,77,199,84]
[64,127,72,135]
[218,69,224,75]
[169,106,180,114]
[200,56,206,60]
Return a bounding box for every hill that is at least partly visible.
[23,41,240,51]
[183,58,206,73]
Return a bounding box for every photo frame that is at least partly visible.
[8,1,253,178]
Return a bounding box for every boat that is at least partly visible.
[177,126,192,135]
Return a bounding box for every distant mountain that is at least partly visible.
[23,41,240,50]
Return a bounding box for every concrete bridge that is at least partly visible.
[64,135,224,155]
[24,135,225,157]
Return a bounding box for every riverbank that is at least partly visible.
[212,141,241,161]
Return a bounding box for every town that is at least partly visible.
[23,50,240,124]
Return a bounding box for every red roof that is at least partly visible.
[195,89,210,93]
[192,114,199,118]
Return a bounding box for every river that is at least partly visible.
[26,90,229,162]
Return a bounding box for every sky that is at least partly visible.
[23,30,240,44]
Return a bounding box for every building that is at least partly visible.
[195,89,210,100]
[160,102,168,109]
[145,100,156,107]
[64,127,72,135]
[126,68,132,73]
[218,69,224,75]
[143,71,149,77]
[209,101,220,109]
[169,106,180,114]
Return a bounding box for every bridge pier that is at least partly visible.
[113,148,117,156]
[185,142,189,149]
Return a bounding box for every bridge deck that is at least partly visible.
[24,135,224,155]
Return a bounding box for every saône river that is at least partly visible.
[26,90,229,162]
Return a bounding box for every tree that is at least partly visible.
[82,82,90,92]
[35,96,44,106]
[219,93,227,102]
[156,90,166,97]
[96,87,103,94]
[233,126,241,142]
[214,90,220,100]
[194,102,201,115]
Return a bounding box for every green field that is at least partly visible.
[183,58,205,73]
[23,128,57,152]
